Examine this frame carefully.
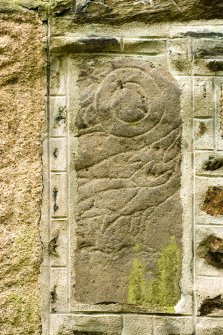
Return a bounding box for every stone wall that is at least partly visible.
[2,1,223,335]
[0,9,44,335]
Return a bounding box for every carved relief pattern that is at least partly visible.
[74,59,183,310]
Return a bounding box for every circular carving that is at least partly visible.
[95,67,163,137]
[111,82,147,123]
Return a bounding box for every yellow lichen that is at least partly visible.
[128,259,145,305]
[128,236,181,313]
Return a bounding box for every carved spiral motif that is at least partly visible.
[95,67,164,137]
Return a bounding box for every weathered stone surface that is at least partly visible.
[197,234,223,269]
[7,0,221,23]
[203,156,223,172]
[193,78,213,117]
[75,0,223,23]
[195,227,223,277]
[195,152,223,177]
[50,314,122,335]
[194,119,214,150]
[197,318,223,335]
[199,295,223,316]
[73,58,182,312]
[0,12,44,335]
[123,315,153,335]
[203,186,223,217]
[51,36,121,54]
[193,40,223,76]
[153,316,194,335]
[196,277,223,316]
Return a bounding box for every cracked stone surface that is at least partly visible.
[73,58,183,311]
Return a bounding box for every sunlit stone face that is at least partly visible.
[72,58,183,312]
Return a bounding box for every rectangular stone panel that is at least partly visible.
[197,318,223,335]
[50,220,68,267]
[123,315,153,335]
[50,268,69,313]
[193,78,213,117]
[70,56,183,313]
[50,138,67,172]
[196,277,223,317]
[194,177,223,225]
[195,151,223,177]
[50,56,67,96]
[51,173,68,218]
[50,97,67,137]
[195,226,223,277]
[153,316,194,335]
[123,39,166,55]
[194,118,214,150]
[168,39,192,76]
[50,314,122,335]
[193,40,223,76]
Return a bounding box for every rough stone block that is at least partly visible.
[51,173,68,218]
[50,97,67,137]
[71,57,183,312]
[196,277,223,316]
[177,77,192,120]
[196,226,223,277]
[51,138,67,172]
[195,151,223,176]
[193,40,223,76]
[194,118,214,150]
[170,25,223,39]
[51,36,121,54]
[50,314,122,335]
[50,17,171,38]
[123,38,166,55]
[50,55,67,96]
[0,11,44,335]
[50,220,68,267]
[194,177,223,225]
[50,268,68,313]
[202,186,223,217]
[193,78,213,117]
[123,315,153,335]
[74,0,223,23]
[153,316,194,335]
[197,318,223,335]
[168,39,192,76]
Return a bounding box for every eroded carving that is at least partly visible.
[73,59,182,312]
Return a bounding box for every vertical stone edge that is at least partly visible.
[174,76,194,315]
[0,11,45,335]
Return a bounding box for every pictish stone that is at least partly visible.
[73,58,183,312]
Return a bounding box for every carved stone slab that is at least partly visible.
[73,58,183,312]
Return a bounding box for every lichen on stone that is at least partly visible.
[128,236,181,313]
[128,259,145,305]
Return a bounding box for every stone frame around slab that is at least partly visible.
[47,33,193,309]
[41,22,223,333]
